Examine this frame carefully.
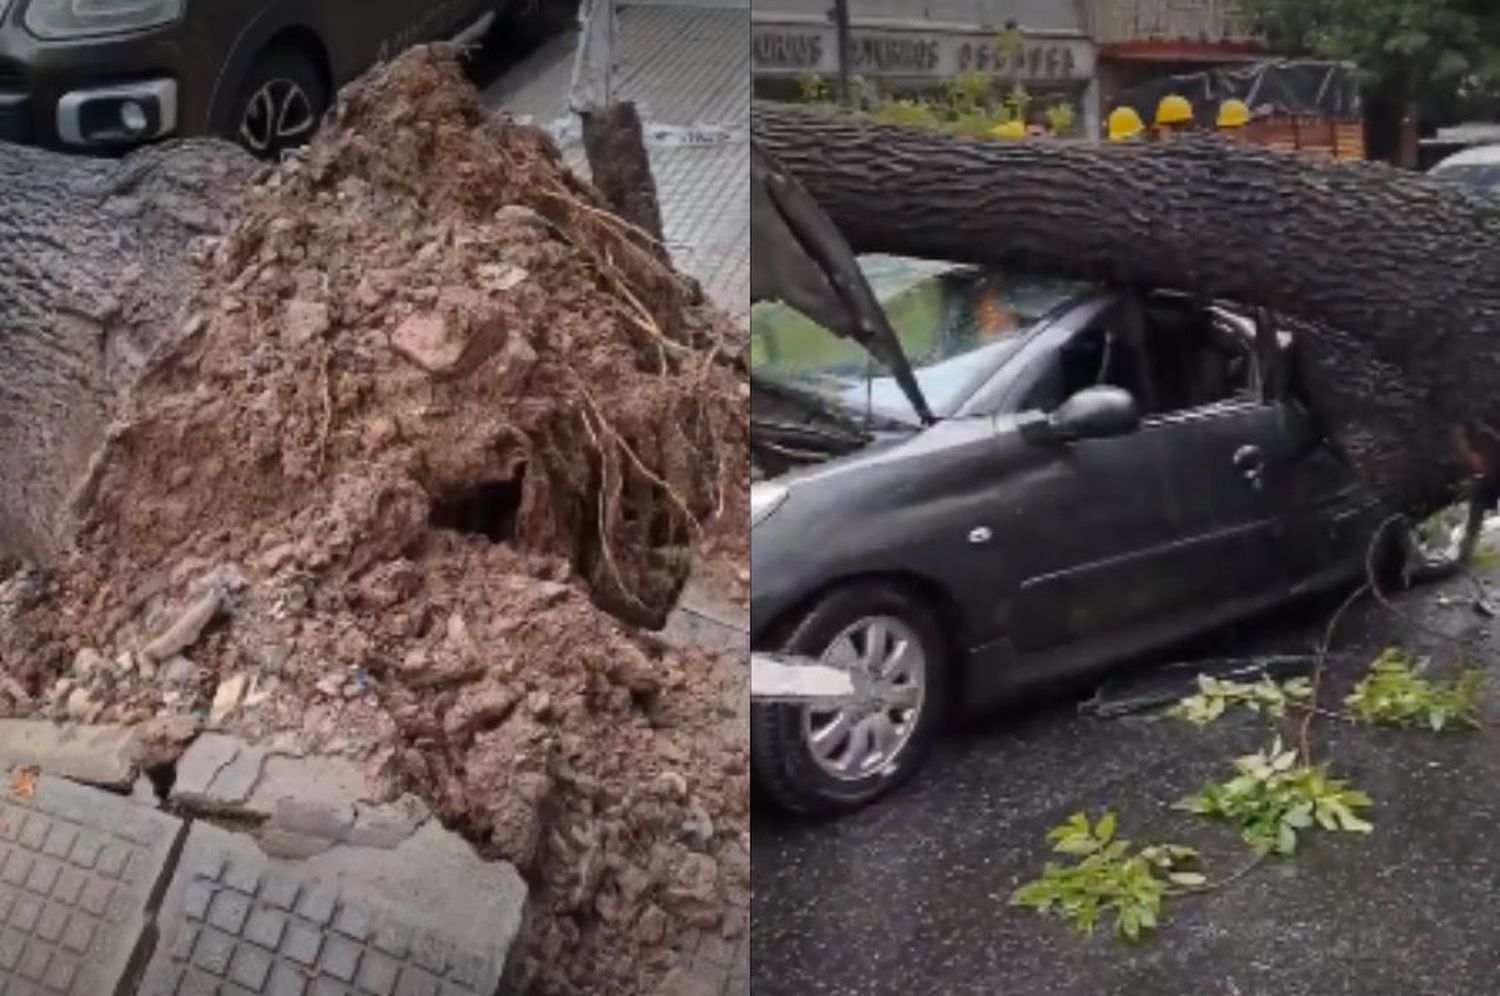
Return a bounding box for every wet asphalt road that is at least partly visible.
[752,572,1500,996]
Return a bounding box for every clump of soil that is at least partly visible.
[0,48,747,996]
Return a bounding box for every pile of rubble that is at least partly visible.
[0,49,747,996]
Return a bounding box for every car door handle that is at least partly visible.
[1233,444,1266,488]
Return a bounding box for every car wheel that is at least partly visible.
[1382,492,1485,589]
[751,583,950,816]
[230,48,328,160]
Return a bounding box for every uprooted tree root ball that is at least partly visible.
[0,49,748,996]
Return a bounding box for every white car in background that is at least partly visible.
[1429,143,1500,192]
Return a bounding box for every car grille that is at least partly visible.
[0,66,23,96]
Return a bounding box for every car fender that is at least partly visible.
[751,418,1037,650]
[204,4,339,137]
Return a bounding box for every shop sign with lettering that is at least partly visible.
[751,25,1095,81]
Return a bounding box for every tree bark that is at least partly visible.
[0,139,258,560]
[752,100,1500,511]
[581,101,665,243]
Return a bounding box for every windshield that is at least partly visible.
[750,256,1091,424]
[1431,162,1500,194]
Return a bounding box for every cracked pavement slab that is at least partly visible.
[0,740,524,993]
[138,820,525,996]
[170,736,430,854]
[0,773,183,996]
[753,570,1500,996]
[0,721,145,790]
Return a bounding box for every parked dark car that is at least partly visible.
[0,0,515,158]
[749,259,1443,816]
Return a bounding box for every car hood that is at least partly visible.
[750,141,934,424]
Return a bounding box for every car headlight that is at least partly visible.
[751,481,789,527]
[25,0,186,39]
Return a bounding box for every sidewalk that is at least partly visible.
[483,0,750,324]
[0,729,525,996]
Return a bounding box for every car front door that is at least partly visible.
[997,303,1240,654]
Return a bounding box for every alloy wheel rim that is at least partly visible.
[239,79,316,154]
[801,615,926,781]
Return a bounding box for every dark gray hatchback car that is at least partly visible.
[748,260,1438,816]
[0,0,512,157]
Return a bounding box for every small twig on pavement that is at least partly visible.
[1299,577,1370,764]
[1172,851,1269,898]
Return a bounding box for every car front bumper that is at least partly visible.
[0,20,191,151]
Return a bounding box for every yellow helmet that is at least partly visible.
[1217,98,1251,128]
[1107,106,1144,141]
[989,119,1027,139]
[1155,93,1193,126]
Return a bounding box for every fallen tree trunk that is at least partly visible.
[753,101,1500,511]
[0,141,257,559]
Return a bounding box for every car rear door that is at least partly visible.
[1147,397,1302,603]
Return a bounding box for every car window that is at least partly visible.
[1137,296,1256,415]
[751,257,1091,424]
[1022,295,1256,417]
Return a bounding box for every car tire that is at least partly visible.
[751,582,950,817]
[1377,495,1484,591]
[228,48,329,161]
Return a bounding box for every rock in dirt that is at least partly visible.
[0,48,747,996]
[209,672,249,724]
[390,312,461,372]
[129,713,202,769]
[140,589,223,662]
[283,298,332,345]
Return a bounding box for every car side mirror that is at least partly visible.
[1020,386,1141,444]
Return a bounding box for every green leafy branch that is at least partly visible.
[1168,673,1314,726]
[1345,647,1483,731]
[1010,811,1202,941]
[1176,738,1373,856]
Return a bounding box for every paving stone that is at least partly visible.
[171,733,248,805]
[138,820,526,996]
[0,773,184,995]
[171,741,430,851]
[0,721,143,789]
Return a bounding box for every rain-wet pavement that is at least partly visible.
[752,569,1500,996]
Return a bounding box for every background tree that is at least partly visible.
[1242,0,1500,163]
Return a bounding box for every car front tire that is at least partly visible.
[751,582,950,817]
[228,48,329,160]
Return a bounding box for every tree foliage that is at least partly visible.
[1345,647,1484,730]
[1242,0,1500,111]
[1168,674,1314,726]
[1176,739,1374,856]
[1010,811,1202,941]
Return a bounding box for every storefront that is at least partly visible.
[751,0,1100,135]
[1085,0,1266,112]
